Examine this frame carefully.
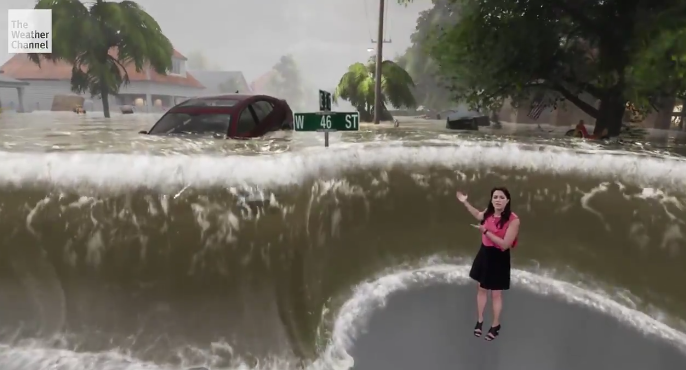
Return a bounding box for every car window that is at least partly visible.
[148,112,231,135]
[235,108,257,135]
[279,101,293,130]
[251,101,273,122]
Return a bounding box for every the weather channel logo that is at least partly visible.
[7,9,52,53]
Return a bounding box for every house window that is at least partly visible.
[171,58,182,74]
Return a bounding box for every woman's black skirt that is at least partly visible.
[469,244,511,290]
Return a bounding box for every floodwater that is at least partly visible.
[0,111,685,370]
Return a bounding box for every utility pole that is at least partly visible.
[373,0,391,124]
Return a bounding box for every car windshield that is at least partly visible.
[148,112,231,135]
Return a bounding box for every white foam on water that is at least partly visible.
[316,259,686,370]
[0,143,685,192]
[1,260,685,370]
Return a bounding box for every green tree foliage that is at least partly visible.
[263,55,306,110]
[334,57,416,122]
[29,0,173,118]
[396,0,460,111]
[415,0,686,136]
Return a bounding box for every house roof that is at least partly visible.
[0,48,203,88]
[0,72,29,87]
[173,50,187,60]
[188,70,251,94]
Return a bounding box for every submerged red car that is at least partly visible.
[140,94,294,138]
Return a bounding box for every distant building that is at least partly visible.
[249,70,277,93]
[0,72,29,112]
[189,70,251,95]
[0,49,204,112]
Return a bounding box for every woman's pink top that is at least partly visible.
[481,212,519,250]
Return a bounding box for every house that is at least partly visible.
[189,70,251,95]
[0,72,29,111]
[0,49,204,112]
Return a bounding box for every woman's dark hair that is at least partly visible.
[480,187,512,229]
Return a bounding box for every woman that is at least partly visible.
[456,187,520,341]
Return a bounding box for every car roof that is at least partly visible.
[170,93,289,113]
[172,94,252,109]
[189,93,282,102]
[175,94,286,108]
[197,93,255,100]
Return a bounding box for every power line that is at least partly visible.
[371,0,392,44]
[362,0,373,42]
[372,0,391,44]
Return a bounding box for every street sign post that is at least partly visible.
[293,90,359,147]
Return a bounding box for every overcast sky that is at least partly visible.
[0,0,431,89]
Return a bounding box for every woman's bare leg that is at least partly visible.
[477,284,488,322]
[491,290,502,326]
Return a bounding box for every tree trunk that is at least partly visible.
[653,96,676,130]
[370,103,393,123]
[593,93,625,137]
[358,105,372,122]
[100,83,111,118]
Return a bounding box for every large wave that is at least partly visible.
[0,142,684,369]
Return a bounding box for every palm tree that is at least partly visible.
[333,57,416,122]
[29,0,174,118]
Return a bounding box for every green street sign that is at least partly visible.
[293,112,359,132]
